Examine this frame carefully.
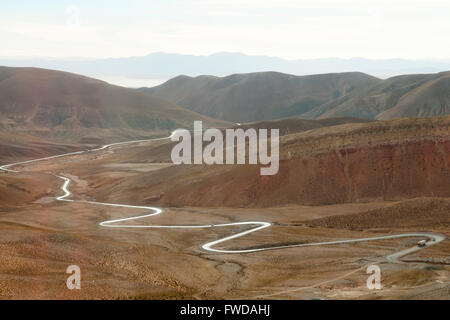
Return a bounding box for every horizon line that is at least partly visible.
[1,52,450,62]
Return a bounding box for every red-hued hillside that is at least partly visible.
[89,116,450,207]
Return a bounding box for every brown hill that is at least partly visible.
[141,72,379,122]
[0,131,80,163]
[86,116,450,208]
[142,71,450,122]
[305,197,450,232]
[305,71,450,120]
[376,72,450,120]
[235,117,372,136]
[0,67,229,146]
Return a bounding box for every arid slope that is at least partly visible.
[306,72,450,120]
[142,71,450,122]
[0,67,229,146]
[85,116,450,208]
[141,72,379,122]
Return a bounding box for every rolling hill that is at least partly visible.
[142,71,450,122]
[0,67,228,146]
[141,72,379,122]
[305,71,450,120]
[0,67,231,162]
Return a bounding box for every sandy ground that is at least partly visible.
[0,140,448,300]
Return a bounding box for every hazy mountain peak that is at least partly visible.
[2,52,450,87]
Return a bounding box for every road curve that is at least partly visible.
[1,133,446,259]
[55,175,445,255]
[0,132,177,173]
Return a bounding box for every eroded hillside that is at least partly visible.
[84,116,450,208]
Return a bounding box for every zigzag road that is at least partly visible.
[1,132,445,258]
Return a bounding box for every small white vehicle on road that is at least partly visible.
[417,240,427,247]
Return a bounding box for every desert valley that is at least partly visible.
[0,66,449,300]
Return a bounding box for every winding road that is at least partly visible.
[0,132,445,259]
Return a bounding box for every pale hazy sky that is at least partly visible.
[1,0,449,60]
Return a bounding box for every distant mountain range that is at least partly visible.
[2,52,450,87]
[142,71,450,122]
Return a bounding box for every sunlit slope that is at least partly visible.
[0,67,229,146]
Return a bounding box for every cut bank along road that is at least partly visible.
[0,132,445,258]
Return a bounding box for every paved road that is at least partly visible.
[55,174,445,256]
[0,132,177,173]
[1,133,446,260]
